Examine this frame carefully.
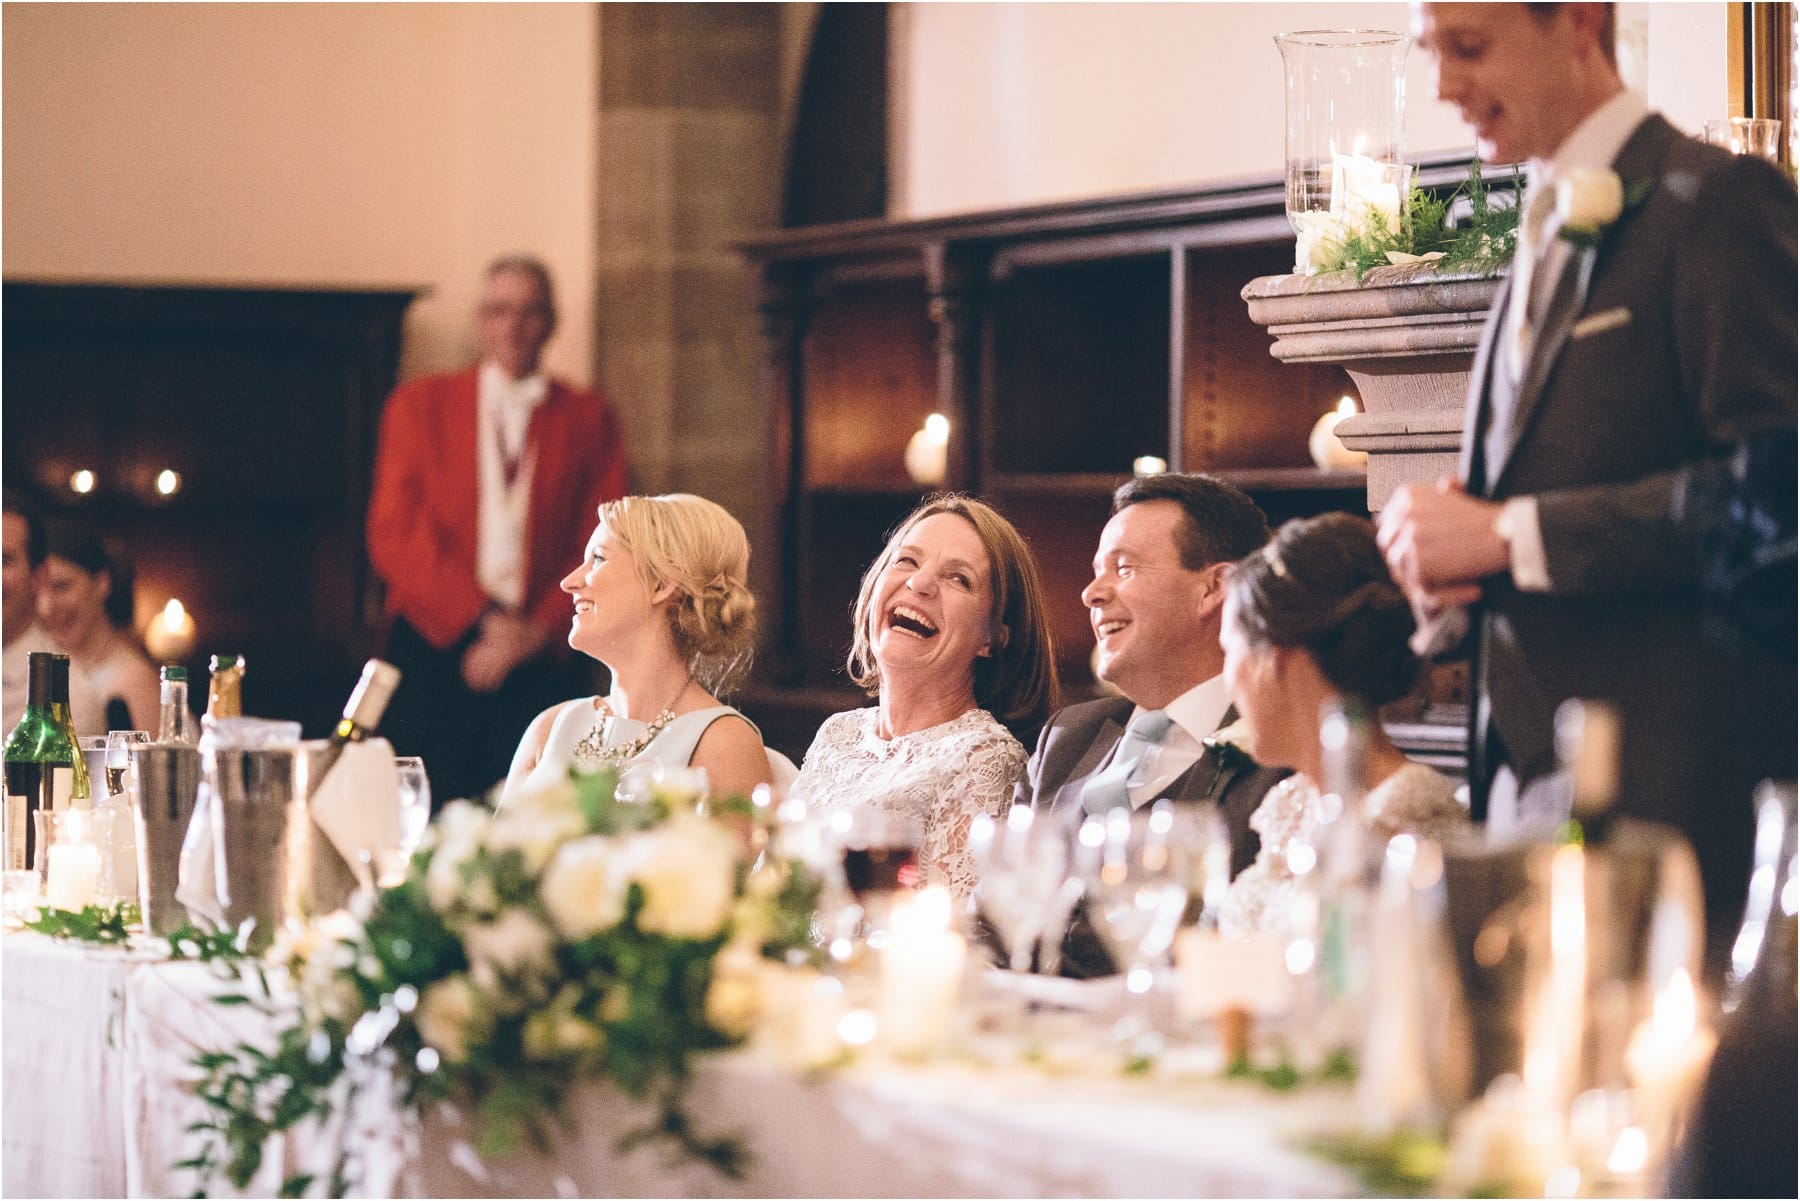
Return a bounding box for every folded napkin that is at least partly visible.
[308,738,402,886]
[176,718,302,931]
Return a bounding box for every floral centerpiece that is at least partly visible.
[181,766,824,1197]
[1302,160,1522,281]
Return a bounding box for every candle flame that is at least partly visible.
[162,598,188,626]
[1652,968,1697,1042]
[924,413,950,439]
[1337,395,1358,418]
[893,885,952,936]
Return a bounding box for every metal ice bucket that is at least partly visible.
[1417,821,1706,1111]
[130,744,202,937]
[208,743,297,953]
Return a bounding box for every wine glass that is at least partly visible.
[829,803,923,946]
[969,805,1069,974]
[394,756,431,858]
[1079,803,1190,1052]
[104,731,151,799]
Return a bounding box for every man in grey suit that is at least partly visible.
[1017,474,1288,974]
[1379,3,1797,968]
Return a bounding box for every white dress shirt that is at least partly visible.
[476,360,549,611]
[1124,674,1233,809]
[1501,88,1651,593]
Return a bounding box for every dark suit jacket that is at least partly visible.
[365,366,630,648]
[1015,694,1289,977]
[1459,114,1797,958]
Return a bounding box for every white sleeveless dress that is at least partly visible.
[515,698,757,796]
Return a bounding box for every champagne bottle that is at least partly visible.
[1554,698,1621,846]
[157,666,197,745]
[205,654,246,728]
[4,653,92,870]
[307,659,402,797]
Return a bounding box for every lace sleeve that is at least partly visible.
[923,730,1027,903]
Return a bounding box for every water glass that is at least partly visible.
[1079,803,1190,1049]
[969,806,1070,974]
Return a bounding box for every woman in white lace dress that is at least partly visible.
[788,496,1058,900]
[1217,513,1465,936]
[501,494,773,805]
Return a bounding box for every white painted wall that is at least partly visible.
[2,3,600,384]
[892,1,1733,219]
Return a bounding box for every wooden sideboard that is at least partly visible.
[739,155,1477,765]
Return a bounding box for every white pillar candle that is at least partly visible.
[904,414,950,485]
[1308,396,1367,470]
[45,842,101,911]
[878,885,966,1058]
[1624,968,1717,1155]
[1330,153,1406,227]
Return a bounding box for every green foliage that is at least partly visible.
[1316,160,1522,281]
[166,922,255,964]
[23,899,139,944]
[178,769,808,1195]
[1299,1128,1451,1198]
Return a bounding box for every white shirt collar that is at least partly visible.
[1529,88,1651,193]
[478,359,549,411]
[1139,674,1232,746]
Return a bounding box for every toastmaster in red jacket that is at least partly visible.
[366,255,630,803]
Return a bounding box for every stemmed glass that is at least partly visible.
[828,803,923,950]
[394,756,431,855]
[104,731,151,799]
[969,805,1069,974]
[1079,803,1190,1052]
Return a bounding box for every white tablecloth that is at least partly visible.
[2,932,1361,1198]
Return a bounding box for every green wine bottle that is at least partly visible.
[4,652,92,870]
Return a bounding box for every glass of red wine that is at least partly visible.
[830,804,924,945]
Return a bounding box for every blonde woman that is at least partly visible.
[502,494,772,803]
[788,495,1058,900]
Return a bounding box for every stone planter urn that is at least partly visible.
[1242,265,1504,510]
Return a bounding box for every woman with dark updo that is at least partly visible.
[1217,512,1464,935]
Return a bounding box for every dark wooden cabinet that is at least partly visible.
[739,156,1473,760]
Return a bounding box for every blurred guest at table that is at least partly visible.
[3,488,65,733]
[36,519,156,735]
[1218,513,1465,937]
[502,494,772,804]
[368,254,630,804]
[1379,3,1796,972]
[1020,474,1286,876]
[788,495,1057,900]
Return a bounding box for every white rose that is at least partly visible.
[425,838,475,913]
[1292,210,1343,275]
[620,816,741,939]
[487,782,588,873]
[522,1008,604,1061]
[540,836,629,939]
[1555,167,1623,232]
[704,942,766,1037]
[415,974,487,1062]
[426,800,491,851]
[464,907,556,997]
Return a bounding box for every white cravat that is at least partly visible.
[476,361,549,610]
[1506,183,1558,384]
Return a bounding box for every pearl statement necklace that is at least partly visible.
[571,680,690,768]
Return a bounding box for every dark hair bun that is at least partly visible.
[1227,512,1420,706]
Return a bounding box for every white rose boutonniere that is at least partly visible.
[1203,718,1259,774]
[1555,167,1649,249]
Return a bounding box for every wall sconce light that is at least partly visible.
[69,469,97,495]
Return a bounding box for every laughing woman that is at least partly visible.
[788,495,1058,900]
[501,494,773,804]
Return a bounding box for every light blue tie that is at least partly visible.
[1080,709,1175,815]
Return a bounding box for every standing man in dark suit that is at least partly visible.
[1378,3,1797,967]
[1019,473,1288,894]
[367,255,631,804]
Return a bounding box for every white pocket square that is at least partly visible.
[1570,306,1631,340]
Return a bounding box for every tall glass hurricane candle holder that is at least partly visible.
[1276,30,1411,274]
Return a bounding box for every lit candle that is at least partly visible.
[1523,843,1587,1122]
[144,598,196,662]
[1329,153,1406,229]
[44,842,101,911]
[904,413,950,486]
[1624,968,1717,1156]
[1132,455,1168,478]
[1308,396,1368,470]
[877,885,966,1058]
